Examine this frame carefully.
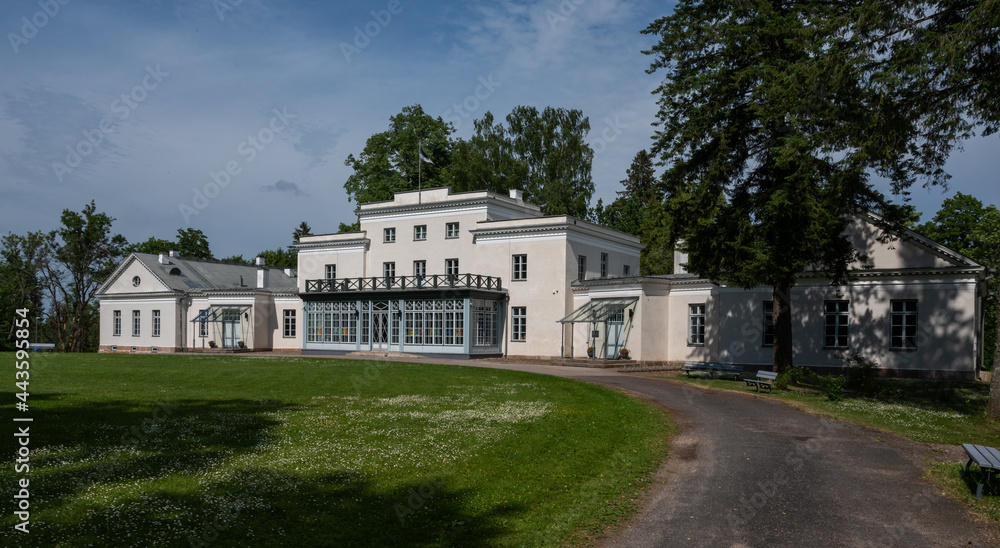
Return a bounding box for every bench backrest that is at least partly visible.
[756,371,779,380]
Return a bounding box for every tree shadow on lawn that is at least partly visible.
[1,399,519,547]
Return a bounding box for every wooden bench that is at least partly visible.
[744,370,779,393]
[962,443,1000,499]
[682,362,744,379]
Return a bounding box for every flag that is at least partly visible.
[419,146,433,164]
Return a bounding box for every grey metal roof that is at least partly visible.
[129,253,297,293]
[557,297,638,324]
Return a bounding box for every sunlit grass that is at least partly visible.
[1,353,675,547]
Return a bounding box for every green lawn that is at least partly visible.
[1,353,674,547]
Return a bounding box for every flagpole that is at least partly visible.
[418,141,422,204]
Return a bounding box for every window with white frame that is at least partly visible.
[623,264,631,276]
[113,310,121,336]
[512,254,527,281]
[325,264,336,279]
[414,225,427,241]
[152,310,160,337]
[445,258,459,277]
[446,222,460,239]
[578,256,586,281]
[600,253,608,278]
[132,310,141,337]
[199,309,208,338]
[511,306,526,341]
[763,301,774,346]
[824,300,849,348]
[688,304,705,345]
[283,309,296,338]
[890,300,918,349]
[383,262,395,285]
[413,260,426,286]
[384,227,396,243]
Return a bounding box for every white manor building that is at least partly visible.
[97,187,990,380]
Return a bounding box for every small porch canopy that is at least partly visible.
[191,305,252,323]
[190,305,253,349]
[557,297,637,324]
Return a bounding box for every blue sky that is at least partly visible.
[1,0,997,259]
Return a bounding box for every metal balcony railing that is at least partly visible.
[304,274,503,293]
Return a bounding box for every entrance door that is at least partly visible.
[605,310,625,358]
[372,301,390,350]
[223,321,241,349]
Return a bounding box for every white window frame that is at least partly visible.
[600,253,608,278]
[325,264,336,279]
[511,306,526,342]
[414,225,427,241]
[199,308,208,338]
[132,310,141,337]
[152,310,160,337]
[890,300,918,350]
[512,254,527,281]
[113,310,121,337]
[283,310,296,338]
[446,222,460,239]
[383,262,396,285]
[578,256,586,281]
[445,258,459,277]
[824,300,849,348]
[623,264,630,277]
[384,227,396,243]
[688,303,705,345]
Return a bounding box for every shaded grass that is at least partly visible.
[1,353,675,547]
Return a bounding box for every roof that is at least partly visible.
[98,253,298,295]
[558,297,638,323]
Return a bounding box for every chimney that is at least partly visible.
[255,256,265,266]
[158,253,170,265]
[284,268,297,278]
[169,250,178,258]
[257,267,269,289]
[509,189,523,201]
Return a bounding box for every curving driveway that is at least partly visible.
[457,361,998,547]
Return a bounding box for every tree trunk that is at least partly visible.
[988,304,1000,420]
[772,279,794,373]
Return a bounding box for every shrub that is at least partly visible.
[774,370,791,391]
[844,352,880,396]
[826,375,846,402]
[788,366,821,387]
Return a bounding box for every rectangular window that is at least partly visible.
[623,265,631,277]
[414,225,427,241]
[512,306,526,342]
[890,300,918,349]
[413,260,426,287]
[446,222,460,239]
[600,253,608,278]
[199,309,208,337]
[824,300,849,348]
[445,258,459,277]
[512,254,527,281]
[325,264,336,279]
[688,304,705,345]
[132,310,141,337]
[113,310,121,336]
[763,301,774,346]
[152,310,161,337]
[384,227,396,243]
[284,309,296,338]
[383,262,395,285]
[578,256,586,281]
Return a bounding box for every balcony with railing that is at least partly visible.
[304,273,503,293]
